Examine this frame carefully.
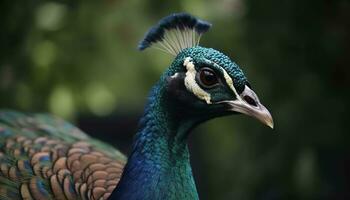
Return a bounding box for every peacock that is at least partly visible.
[0,13,273,200]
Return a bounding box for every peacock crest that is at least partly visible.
[138,13,212,55]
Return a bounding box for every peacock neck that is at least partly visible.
[110,82,200,200]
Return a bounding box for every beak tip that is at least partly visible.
[267,122,274,129]
[265,118,274,129]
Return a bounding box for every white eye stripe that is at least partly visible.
[183,57,212,104]
[220,68,242,101]
[203,59,242,101]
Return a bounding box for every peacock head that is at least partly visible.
[139,13,273,129]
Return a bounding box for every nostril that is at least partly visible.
[243,95,257,107]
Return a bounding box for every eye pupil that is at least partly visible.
[199,68,218,87]
[243,95,257,107]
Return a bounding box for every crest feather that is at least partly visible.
[138,13,212,55]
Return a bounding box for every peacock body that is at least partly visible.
[0,13,273,200]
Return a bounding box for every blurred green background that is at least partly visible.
[1,0,349,199]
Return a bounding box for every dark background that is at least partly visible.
[1,0,349,199]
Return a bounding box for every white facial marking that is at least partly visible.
[201,59,241,101]
[221,68,242,101]
[171,73,179,78]
[183,57,212,104]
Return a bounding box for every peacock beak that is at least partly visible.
[227,99,274,129]
[220,85,274,129]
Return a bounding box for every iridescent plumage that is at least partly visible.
[0,111,125,200]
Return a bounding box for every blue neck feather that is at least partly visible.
[110,79,200,200]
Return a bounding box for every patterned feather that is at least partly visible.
[0,111,126,200]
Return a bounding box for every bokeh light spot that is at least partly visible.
[49,86,75,119]
[32,40,57,69]
[84,83,116,116]
[36,2,67,31]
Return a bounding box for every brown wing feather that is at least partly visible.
[0,135,125,200]
[0,111,126,200]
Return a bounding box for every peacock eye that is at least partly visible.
[197,68,219,88]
